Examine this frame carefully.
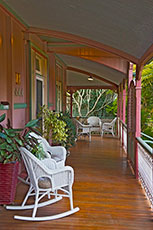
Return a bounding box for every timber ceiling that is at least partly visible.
[2,0,153,88]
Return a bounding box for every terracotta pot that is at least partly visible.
[0,161,19,204]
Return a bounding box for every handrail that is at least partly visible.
[136,137,153,156]
[118,118,153,154]
[141,132,153,142]
[119,119,127,128]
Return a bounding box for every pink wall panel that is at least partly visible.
[0,110,8,127]
[0,9,7,102]
[12,21,26,104]
[13,109,26,128]
[0,7,63,127]
[0,8,27,128]
[49,54,56,110]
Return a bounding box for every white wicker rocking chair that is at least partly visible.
[29,132,67,168]
[6,147,79,221]
[18,132,67,185]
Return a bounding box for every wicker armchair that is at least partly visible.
[74,119,92,141]
[101,117,117,136]
[6,147,79,221]
[87,116,102,135]
[18,132,67,185]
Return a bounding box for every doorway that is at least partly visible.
[36,76,44,116]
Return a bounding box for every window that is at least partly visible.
[36,56,42,75]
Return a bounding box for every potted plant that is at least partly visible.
[0,113,41,204]
[38,105,68,146]
[59,112,77,151]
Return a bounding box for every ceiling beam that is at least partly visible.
[67,66,118,88]
[67,85,116,91]
[47,42,85,47]
[29,27,139,64]
[47,49,128,74]
[139,44,153,66]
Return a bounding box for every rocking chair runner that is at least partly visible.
[6,147,79,221]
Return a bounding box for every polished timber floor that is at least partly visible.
[0,136,153,229]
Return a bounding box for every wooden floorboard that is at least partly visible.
[0,136,153,229]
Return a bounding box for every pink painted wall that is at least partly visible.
[0,8,27,128]
[0,9,7,102]
[0,8,58,128]
[49,54,56,110]
[0,8,8,123]
[63,66,67,112]
[48,54,67,112]
[12,20,26,128]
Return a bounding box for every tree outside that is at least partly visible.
[67,89,117,118]
[66,61,153,138]
[140,62,153,137]
[133,62,153,137]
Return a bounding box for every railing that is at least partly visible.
[120,119,122,144]
[141,132,153,148]
[119,119,127,153]
[137,137,153,207]
[119,118,153,207]
[123,122,127,153]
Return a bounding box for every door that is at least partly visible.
[56,81,62,112]
[36,77,44,116]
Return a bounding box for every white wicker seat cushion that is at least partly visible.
[38,177,52,189]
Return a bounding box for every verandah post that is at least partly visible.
[122,80,126,148]
[117,85,122,139]
[127,63,133,160]
[70,90,73,118]
[135,65,142,179]
[117,88,120,136]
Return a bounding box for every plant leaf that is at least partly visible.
[3,159,8,164]
[0,114,6,123]
[0,132,7,139]
[0,142,8,149]
[14,137,23,146]
[6,153,13,159]
[3,128,18,137]
[25,119,39,128]
[6,137,13,144]
[6,145,14,152]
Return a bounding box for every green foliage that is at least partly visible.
[133,62,153,137]
[59,112,76,149]
[0,120,22,164]
[31,143,46,160]
[25,119,39,128]
[0,114,41,163]
[0,113,6,123]
[141,62,153,137]
[38,106,68,146]
[106,98,117,117]
[71,89,117,118]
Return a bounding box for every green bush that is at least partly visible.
[38,105,68,146]
[59,112,76,150]
[0,113,42,163]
